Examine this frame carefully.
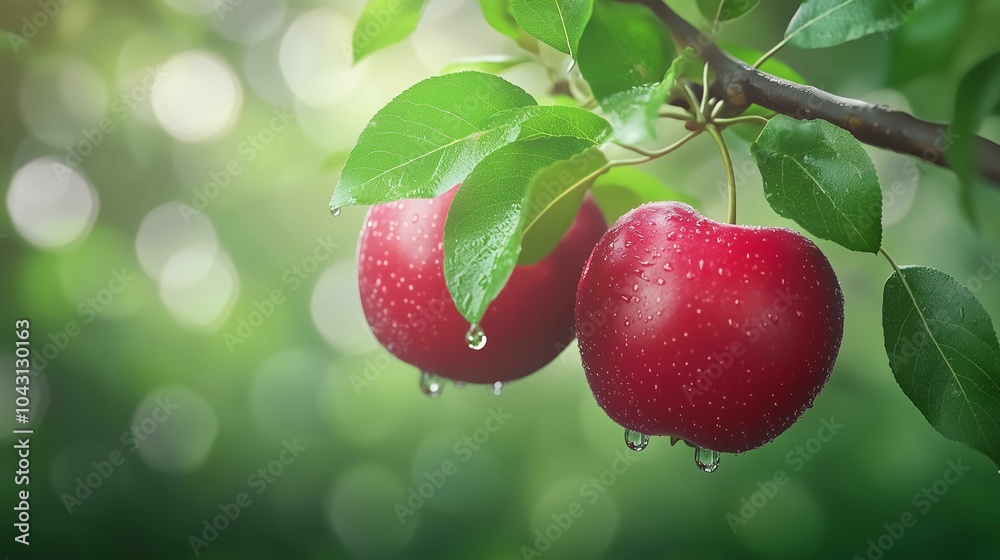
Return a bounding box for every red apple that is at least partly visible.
[575,202,844,453]
[358,185,607,386]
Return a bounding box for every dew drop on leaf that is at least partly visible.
[466,324,487,350]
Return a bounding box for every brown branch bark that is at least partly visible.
[624,0,1000,185]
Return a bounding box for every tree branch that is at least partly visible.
[624,0,1000,185]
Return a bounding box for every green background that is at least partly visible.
[2,0,1000,558]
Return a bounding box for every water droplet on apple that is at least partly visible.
[420,371,443,398]
[695,447,721,473]
[625,429,649,451]
[466,324,487,350]
[489,381,504,396]
[330,206,342,217]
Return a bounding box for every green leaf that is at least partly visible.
[750,115,882,253]
[352,0,428,63]
[888,0,966,85]
[519,147,609,264]
[696,0,760,23]
[577,1,674,102]
[331,72,536,209]
[476,0,540,52]
[590,166,699,224]
[495,105,613,143]
[883,265,1000,467]
[509,0,594,57]
[785,0,927,50]
[441,56,532,75]
[601,50,694,143]
[950,52,1000,223]
[443,137,598,324]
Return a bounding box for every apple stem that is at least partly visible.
[706,125,738,224]
[610,130,702,165]
[699,62,712,117]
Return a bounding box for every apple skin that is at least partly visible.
[575,202,844,453]
[358,186,607,384]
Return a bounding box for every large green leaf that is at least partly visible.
[950,52,1000,223]
[590,166,699,224]
[509,0,594,57]
[785,0,927,50]
[443,137,599,324]
[331,72,536,209]
[518,147,609,264]
[496,105,613,143]
[577,1,674,102]
[601,50,694,143]
[883,266,1000,467]
[888,0,966,85]
[750,115,882,253]
[476,0,539,52]
[352,0,428,63]
[696,0,760,23]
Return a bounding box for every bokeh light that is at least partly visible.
[6,157,99,249]
[132,385,219,473]
[279,9,366,107]
[152,51,244,142]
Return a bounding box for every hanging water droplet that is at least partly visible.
[695,447,721,473]
[419,371,443,398]
[624,429,649,451]
[669,436,682,446]
[489,381,504,396]
[454,380,467,389]
[330,206,342,217]
[466,324,487,350]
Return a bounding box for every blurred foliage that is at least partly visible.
[1,0,999,559]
